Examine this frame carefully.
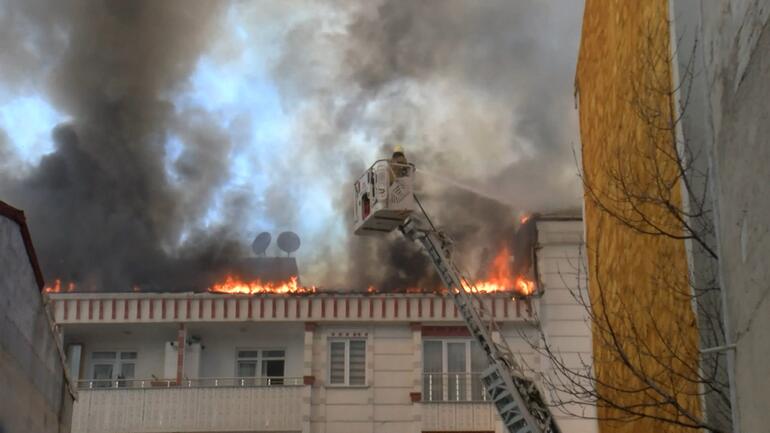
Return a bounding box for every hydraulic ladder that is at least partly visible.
[400,213,561,433]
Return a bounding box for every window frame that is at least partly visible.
[422,338,487,402]
[234,348,286,380]
[422,338,475,375]
[327,338,367,387]
[89,350,138,386]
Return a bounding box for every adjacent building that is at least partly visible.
[0,200,75,433]
[576,1,770,432]
[48,215,596,433]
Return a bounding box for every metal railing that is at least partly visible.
[77,376,303,389]
[422,373,489,402]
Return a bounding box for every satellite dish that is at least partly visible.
[251,232,272,256]
[277,231,301,256]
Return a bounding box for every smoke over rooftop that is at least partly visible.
[0,0,583,292]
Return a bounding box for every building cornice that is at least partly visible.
[48,292,535,325]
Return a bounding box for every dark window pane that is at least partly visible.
[446,342,466,372]
[470,341,488,372]
[93,351,116,360]
[93,364,113,387]
[263,350,285,358]
[470,341,489,400]
[423,341,442,373]
[329,341,345,384]
[447,342,467,401]
[349,340,366,385]
[237,361,257,377]
[262,359,285,377]
[119,363,135,379]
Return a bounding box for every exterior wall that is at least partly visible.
[195,323,305,379]
[65,324,176,381]
[576,2,702,432]
[0,210,74,433]
[536,220,598,433]
[310,323,413,433]
[64,322,306,383]
[52,218,595,433]
[671,2,770,432]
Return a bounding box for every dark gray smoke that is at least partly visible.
[0,0,241,291]
[0,0,583,292]
[269,0,584,289]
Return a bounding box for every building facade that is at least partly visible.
[0,200,75,433]
[577,1,770,432]
[49,217,596,433]
[669,2,770,432]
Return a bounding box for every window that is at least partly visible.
[236,349,285,385]
[423,340,488,401]
[90,351,137,387]
[329,339,366,386]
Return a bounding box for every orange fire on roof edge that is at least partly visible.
[44,245,536,296]
[43,279,75,293]
[208,245,535,296]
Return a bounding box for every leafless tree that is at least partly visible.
[521,16,731,433]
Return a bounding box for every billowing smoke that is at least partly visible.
[0,0,583,292]
[267,1,584,289]
[0,0,240,290]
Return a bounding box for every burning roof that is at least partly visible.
[44,214,544,297]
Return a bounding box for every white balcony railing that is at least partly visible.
[421,373,497,431]
[422,372,489,402]
[71,376,306,433]
[77,376,303,389]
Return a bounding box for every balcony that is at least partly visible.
[420,373,498,431]
[71,376,306,433]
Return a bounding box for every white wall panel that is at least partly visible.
[72,387,304,433]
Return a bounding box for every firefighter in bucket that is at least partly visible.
[353,144,415,235]
[389,144,409,182]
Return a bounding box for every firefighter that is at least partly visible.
[390,144,409,179]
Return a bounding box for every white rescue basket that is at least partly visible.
[353,160,415,235]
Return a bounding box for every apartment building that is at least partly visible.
[48,216,595,433]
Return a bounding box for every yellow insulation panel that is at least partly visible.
[576,1,702,432]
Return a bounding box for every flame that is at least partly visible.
[205,245,535,296]
[44,279,76,293]
[519,214,530,225]
[465,246,536,296]
[208,275,316,295]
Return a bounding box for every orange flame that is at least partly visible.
[463,246,535,296]
[207,246,535,296]
[519,214,530,225]
[208,275,316,295]
[44,279,76,293]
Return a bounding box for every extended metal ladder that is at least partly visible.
[400,214,560,433]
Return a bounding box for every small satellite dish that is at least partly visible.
[251,232,272,256]
[277,231,301,256]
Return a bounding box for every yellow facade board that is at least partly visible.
[576,1,702,432]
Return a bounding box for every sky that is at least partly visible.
[0,0,585,291]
